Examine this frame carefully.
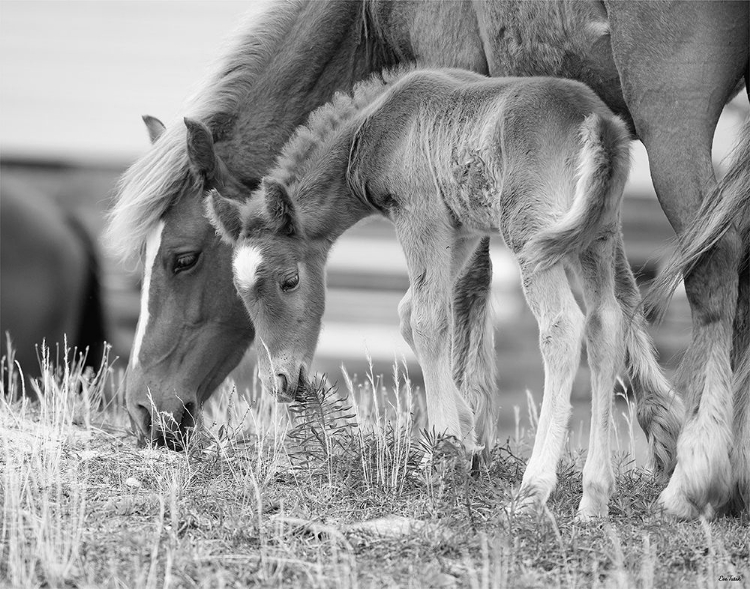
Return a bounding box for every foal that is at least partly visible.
[205,68,682,518]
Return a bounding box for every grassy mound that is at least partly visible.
[1,350,747,588]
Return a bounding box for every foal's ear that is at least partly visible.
[142,114,166,144]
[184,117,220,182]
[263,178,299,236]
[205,189,243,245]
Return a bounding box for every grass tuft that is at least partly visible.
[1,346,749,587]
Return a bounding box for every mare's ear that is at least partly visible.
[184,117,220,182]
[142,115,166,144]
[205,189,243,245]
[263,178,299,236]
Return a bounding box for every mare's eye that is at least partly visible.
[280,272,299,292]
[174,253,199,274]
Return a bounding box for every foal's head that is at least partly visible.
[208,174,328,402]
[201,76,389,401]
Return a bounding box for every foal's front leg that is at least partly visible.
[395,219,479,452]
[398,237,497,459]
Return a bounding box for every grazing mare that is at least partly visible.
[108,0,748,517]
[207,68,678,519]
[1,176,107,397]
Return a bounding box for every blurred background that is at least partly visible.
[1,1,747,449]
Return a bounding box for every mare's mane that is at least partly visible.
[106,0,389,263]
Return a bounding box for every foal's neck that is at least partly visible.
[271,72,410,242]
[295,121,378,243]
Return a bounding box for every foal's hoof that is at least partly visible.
[510,487,545,517]
[574,503,609,523]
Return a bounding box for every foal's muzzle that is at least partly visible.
[272,366,307,403]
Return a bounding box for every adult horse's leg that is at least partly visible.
[730,126,750,514]
[614,241,683,480]
[732,324,750,513]
[606,0,748,518]
[731,243,750,513]
[451,237,497,461]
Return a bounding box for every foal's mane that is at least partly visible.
[266,67,410,190]
[107,0,389,263]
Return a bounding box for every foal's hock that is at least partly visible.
[209,67,682,519]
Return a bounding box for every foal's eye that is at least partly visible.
[280,272,299,292]
[173,253,199,273]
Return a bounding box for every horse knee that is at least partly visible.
[538,308,584,361]
[398,294,414,348]
[410,304,449,357]
[585,303,623,364]
[683,229,741,325]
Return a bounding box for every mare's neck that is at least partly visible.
[209,0,392,184]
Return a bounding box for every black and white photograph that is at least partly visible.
[0,1,748,586]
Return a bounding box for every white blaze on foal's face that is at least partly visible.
[232,244,264,292]
[230,233,326,402]
[131,221,165,368]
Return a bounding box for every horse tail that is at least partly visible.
[65,214,108,370]
[645,116,750,320]
[522,113,631,273]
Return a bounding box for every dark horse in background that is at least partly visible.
[107,0,749,520]
[1,176,108,398]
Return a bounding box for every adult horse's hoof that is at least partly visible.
[657,480,702,520]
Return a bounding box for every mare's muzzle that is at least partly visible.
[125,366,198,450]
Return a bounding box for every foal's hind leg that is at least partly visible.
[613,240,683,480]
[576,241,625,520]
[516,263,584,510]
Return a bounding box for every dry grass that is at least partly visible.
[1,350,748,588]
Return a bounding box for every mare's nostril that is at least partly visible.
[275,373,288,394]
[180,402,197,433]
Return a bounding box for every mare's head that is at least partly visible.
[207,174,328,402]
[108,116,255,448]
